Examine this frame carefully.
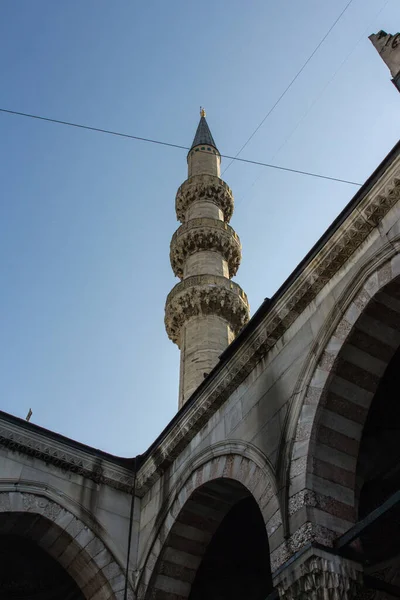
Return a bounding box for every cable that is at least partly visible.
[0,107,361,186]
[234,0,389,209]
[221,0,356,176]
[219,155,360,186]
[0,107,189,151]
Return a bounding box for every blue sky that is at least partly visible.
[0,0,399,456]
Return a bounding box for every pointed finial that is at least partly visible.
[200,107,206,118]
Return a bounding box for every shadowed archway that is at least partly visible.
[189,493,271,600]
[0,491,131,600]
[288,263,400,553]
[145,477,273,600]
[0,529,85,599]
[355,343,400,594]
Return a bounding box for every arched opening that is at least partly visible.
[0,511,88,600]
[0,533,84,599]
[356,342,400,586]
[189,495,271,600]
[287,266,400,595]
[0,505,117,600]
[147,476,273,600]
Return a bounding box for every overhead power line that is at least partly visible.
[0,107,361,187]
[222,0,356,176]
[234,0,389,210]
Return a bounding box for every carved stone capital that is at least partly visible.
[175,175,234,223]
[170,218,242,278]
[276,554,363,600]
[165,274,249,345]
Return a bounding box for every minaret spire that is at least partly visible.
[165,112,249,408]
[190,109,218,154]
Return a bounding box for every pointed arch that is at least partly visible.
[0,490,133,599]
[137,447,280,600]
[283,253,400,566]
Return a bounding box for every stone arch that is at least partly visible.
[287,254,400,554]
[138,449,281,600]
[0,490,132,600]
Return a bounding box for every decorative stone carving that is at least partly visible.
[165,274,249,345]
[0,420,135,492]
[170,217,242,278]
[277,555,363,600]
[175,175,234,222]
[361,177,400,226]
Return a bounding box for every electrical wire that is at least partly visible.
[221,0,356,176]
[234,0,389,210]
[0,107,361,186]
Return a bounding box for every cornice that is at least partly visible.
[0,418,135,493]
[137,164,400,496]
[170,217,241,278]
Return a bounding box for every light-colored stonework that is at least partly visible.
[1,106,400,599]
[370,30,400,79]
[165,112,249,407]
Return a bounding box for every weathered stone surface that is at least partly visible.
[275,550,363,600]
[369,31,400,77]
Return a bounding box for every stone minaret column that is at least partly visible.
[165,109,250,408]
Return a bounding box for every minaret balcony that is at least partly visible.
[175,174,234,223]
[165,274,250,346]
[170,218,242,279]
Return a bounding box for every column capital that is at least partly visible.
[274,547,363,600]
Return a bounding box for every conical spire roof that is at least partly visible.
[190,108,218,152]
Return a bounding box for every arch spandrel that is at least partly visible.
[0,490,133,600]
[137,450,281,600]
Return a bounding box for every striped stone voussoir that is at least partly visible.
[139,453,280,600]
[288,259,400,561]
[0,490,131,600]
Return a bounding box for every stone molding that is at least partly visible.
[170,217,242,278]
[164,274,250,345]
[275,551,363,600]
[0,419,135,493]
[137,165,400,496]
[175,174,234,222]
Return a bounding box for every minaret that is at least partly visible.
[165,109,250,408]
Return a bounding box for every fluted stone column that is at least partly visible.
[165,110,249,408]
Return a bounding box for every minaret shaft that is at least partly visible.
[179,315,235,406]
[165,112,249,408]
